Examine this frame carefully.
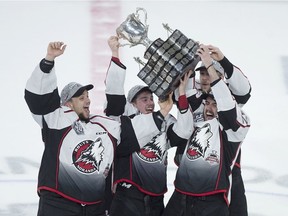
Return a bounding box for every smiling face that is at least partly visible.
[66,90,91,121]
[199,69,224,93]
[199,70,212,93]
[132,91,155,114]
[203,96,218,120]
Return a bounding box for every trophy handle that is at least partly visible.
[119,42,137,48]
[162,23,174,35]
[134,57,146,66]
[136,7,148,29]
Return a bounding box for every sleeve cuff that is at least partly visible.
[112,57,126,69]
[178,95,189,111]
[40,58,54,73]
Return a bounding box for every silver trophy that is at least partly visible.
[116,8,152,47]
[116,8,200,100]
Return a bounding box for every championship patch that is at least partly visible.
[72,121,84,135]
[205,150,220,165]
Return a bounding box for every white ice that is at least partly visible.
[0,1,288,216]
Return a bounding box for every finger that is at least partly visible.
[61,44,67,52]
[168,92,173,100]
[187,70,193,79]
[55,41,63,48]
[52,42,63,49]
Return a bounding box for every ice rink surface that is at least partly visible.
[0,0,288,215]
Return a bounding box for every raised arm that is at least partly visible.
[105,36,126,116]
[207,44,251,106]
[25,41,66,119]
[169,71,194,146]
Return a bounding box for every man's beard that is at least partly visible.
[78,113,89,123]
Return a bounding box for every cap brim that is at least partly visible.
[195,64,224,76]
[72,84,94,97]
[129,86,151,103]
[195,66,206,71]
[201,93,214,100]
[132,86,150,99]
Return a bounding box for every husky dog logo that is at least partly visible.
[137,132,168,163]
[186,123,212,160]
[72,137,104,173]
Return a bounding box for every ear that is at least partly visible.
[131,101,137,108]
[65,101,73,109]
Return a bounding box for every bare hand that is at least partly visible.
[45,41,66,61]
[108,36,120,57]
[207,45,224,61]
[196,44,213,67]
[178,70,192,96]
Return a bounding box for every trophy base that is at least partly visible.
[144,38,164,60]
[137,29,200,99]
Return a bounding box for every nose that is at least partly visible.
[148,99,154,106]
[86,97,91,105]
[202,74,210,80]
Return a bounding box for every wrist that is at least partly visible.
[206,61,214,70]
[45,55,55,61]
[112,50,119,58]
[43,58,54,65]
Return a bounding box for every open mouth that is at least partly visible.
[146,107,154,113]
[206,111,214,119]
[84,106,90,113]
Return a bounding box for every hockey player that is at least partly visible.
[174,44,251,216]
[104,35,193,216]
[24,41,174,216]
[163,44,251,216]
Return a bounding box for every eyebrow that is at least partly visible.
[205,99,217,104]
[138,96,150,100]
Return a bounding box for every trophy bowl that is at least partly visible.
[116,8,152,47]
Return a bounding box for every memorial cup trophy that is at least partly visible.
[116,7,200,101]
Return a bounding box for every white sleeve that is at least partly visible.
[26,64,57,95]
[212,79,235,111]
[172,107,194,139]
[226,66,251,96]
[105,61,126,95]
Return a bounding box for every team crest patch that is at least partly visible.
[72,121,84,135]
[186,123,212,160]
[136,132,168,164]
[72,138,104,174]
[205,150,220,165]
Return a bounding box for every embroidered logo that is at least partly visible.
[186,123,212,160]
[205,150,220,165]
[136,132,168,164]
[72,121,84,135]
[194,112,204,122]
[72,138,104,174]
[120,182,132,188]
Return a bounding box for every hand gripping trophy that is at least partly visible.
[116,7,200,100]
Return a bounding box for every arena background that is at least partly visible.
[0,1,288,215]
